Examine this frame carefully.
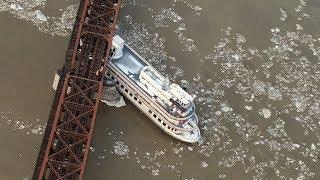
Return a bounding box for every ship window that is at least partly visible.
[125,89,128,92]
[153,114,157,118]
[138,101,142,105]
[158,118,161,122]
[111,76,114,80]
[116,81,119,85]
[107,72,110,76]
[162,122,166,126]
[167,126,170,129]
[120,85,124,89]
[134,97,137,101]
[129,93,133,96]
[148,110,152,114]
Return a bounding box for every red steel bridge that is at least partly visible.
[32,0,121,179]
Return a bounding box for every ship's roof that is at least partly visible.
[111,45,146,81]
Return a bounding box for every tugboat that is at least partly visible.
[106,35,201,143]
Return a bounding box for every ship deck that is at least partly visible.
[110,45,146,82]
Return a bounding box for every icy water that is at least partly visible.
[1,0,320,179]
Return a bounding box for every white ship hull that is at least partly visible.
[105,37,201,143]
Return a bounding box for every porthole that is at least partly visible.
[120,85,124,89]
[129,93,133,96]
[148,110,152,114]
[116,81,119,85]
[125,89,128,93]
[162,122,166,126]
[153,114,157,118]
[158,118,161,122]
[138,101,142,105]
[134,97,137,101]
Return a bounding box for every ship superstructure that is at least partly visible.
[106,35,201,143]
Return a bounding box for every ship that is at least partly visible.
[105,35,201,143]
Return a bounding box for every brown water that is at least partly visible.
[1,0,320,179]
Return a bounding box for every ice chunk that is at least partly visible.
[200,161,208,168]
[180,79,190,91]
[221,103,233,112]
[245,105,252,110]
[151,169,159,176]
[193,74,200,81]
[271,27,280,33]
[267,86,282,100]
[89,146,95,152]
[260,108,271,118]
[280,8,287,21]
[194,6,202,11]
[10,3,24,11]
[35,10,47,22]
[187,146,194,151]
[296,24,304,31]
[232,54,240,60]
[292,95,308,112]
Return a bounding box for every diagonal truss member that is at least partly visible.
[33,0,121,179]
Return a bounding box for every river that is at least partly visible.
[0,0,320,179]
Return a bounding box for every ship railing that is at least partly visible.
[165,117,199,132]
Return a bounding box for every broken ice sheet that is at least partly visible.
[114,141,129,156]
[267,86,282,100]
[292,94,308,112]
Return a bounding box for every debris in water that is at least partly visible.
[100,78,126,107]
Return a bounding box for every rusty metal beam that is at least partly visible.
[33,0,121,179]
